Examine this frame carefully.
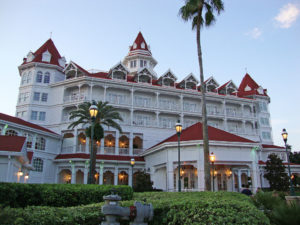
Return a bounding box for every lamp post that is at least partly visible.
[88,103,98,184]
[131,158,135,187]
[175,120,182,192]
[282,128,295,196]
[210,152,216,192]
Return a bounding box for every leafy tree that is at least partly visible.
[264,154,289,191]
[179,0,224,190]
[289,151,300,164]
[133,171,153,192]
[68,101,122,184]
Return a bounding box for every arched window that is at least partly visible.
[36,71,43,83]
[33,158,44,172]
[35,136,46,150]
[5,129,18,136]
[24,133,33,148]
[44,72,50,83]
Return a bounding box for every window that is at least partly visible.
[36,71,43,83]
[140,60,143,67]
[31,111,38,120]
[107,93,126,105]
[134,96,151,107]
[130,61,134,68]
[262,131,271,140]
[33,158,43,172]
[33,92,40,101]
[159,117,176,129]
[258,102,268,112]
[24,133,33,148]
[144,61,147,67]
[41,93,48,102]
[260,117,270,126]
[27,71,32,83]
[133,60,136,67]
[5,129,18,136]
[21,111,27,117]
[35,136,46,150]
[39,112,46,121]
[21,73,27,85]
[44,72,50,83]
[24,92,29,102]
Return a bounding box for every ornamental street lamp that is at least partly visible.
[131,158,135,187]
[210,152,216,192]
[282,128,295,196]
[175,120,182,192]
[88,103,98,184]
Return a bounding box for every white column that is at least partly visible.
[129,133,133,156]
[6,155,11,182]
[241,104,244,117]
[155,112,159,127]
[156,92,159,108]
[71,164,76,184]
[115,132,119,155]
[237,170,242,192]
[166,161,174,191]
[242,121,246,134]
[84,161,88,184]
[86,138,90,154]
[114,167,118,185]
[99,164,104,185]
[74,129,78,153]
[131,88,134,106]
[130,109,134,126]
[100,138,104,154]
[129,167,133,187]
[103,86,107,102]
[90,85,93,101]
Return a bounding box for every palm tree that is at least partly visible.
[68,101,123,184]
[179,0,224,191]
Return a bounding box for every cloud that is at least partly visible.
[275,3,300,28]
[245,27,262,39]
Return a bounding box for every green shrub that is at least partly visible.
[271,203,300,225]
[251,191,285,211]
[0,192,270,225]
[0,183,133,208]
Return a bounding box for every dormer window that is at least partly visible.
[133,43,137,49]
[158,70,177,87]
[179,73,198,90]
[42,50,51,62]
[135,67,156,84]
[205,77,219,92]
[141,42,145,49]
[108,62,129,80]
[244,85,251,91]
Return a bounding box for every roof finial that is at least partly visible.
[50,32,52,39]
[245,67,248,73]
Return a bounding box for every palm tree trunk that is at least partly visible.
[197,4,211,191]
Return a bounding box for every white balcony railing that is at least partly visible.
[119,148,129,155]
[63,94,89,103]
[104,147,115,155]
[132,120,156,127]
[133,148,143,155]
[77,145,86,153]
[61,146,74,153]
[159,103,180,111]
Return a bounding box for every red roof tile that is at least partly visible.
[27,151,34,163]
[0,136,26,152]
[262,144,285,149]
[0,113,58,135]
[151,122,255,149]
[237,73,268,97]
[55,153,145,161]
[129,32,151,56]
[22,39,63,68]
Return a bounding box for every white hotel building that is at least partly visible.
[1,32,299,191]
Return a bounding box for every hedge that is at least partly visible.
[0,191,270,225]
[0,183,133,208]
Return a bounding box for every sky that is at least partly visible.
[0,0,299,150]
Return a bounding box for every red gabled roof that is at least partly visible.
[55,153,145,161]
[217,81,230,91]
[27,151,34,163]
[237,73,268,97]
[262,144,285,149]
[22,39,63,67]
[129,32,151,56]
[151,122,255,149]
[0,113,58,135]
[0,136,26,152]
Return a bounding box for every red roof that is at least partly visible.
[0,136,26,152]
[0,113,58,135]
[22,39,63,68]
[262,144,285,149]
[129,32,151,56]
[27,151,34,163]
[151,122,255,149]
[55,153,145,161]
[237,73,268,97]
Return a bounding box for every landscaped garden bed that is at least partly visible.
[0,184,270,225]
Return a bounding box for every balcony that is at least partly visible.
[133,148,143,155]
[134,101,155,109]
[228,127,244,134]
[226,111,243,118]
[159,103,180,111]
[119,148,129,155]
[133,120,156,127]
[62,115,75,122]
[207,109,224,116]
[104,147,115,155]
[61,146,74,153]
[183,107,201,113]
[76,145,86,153]
[63,94,89,103]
